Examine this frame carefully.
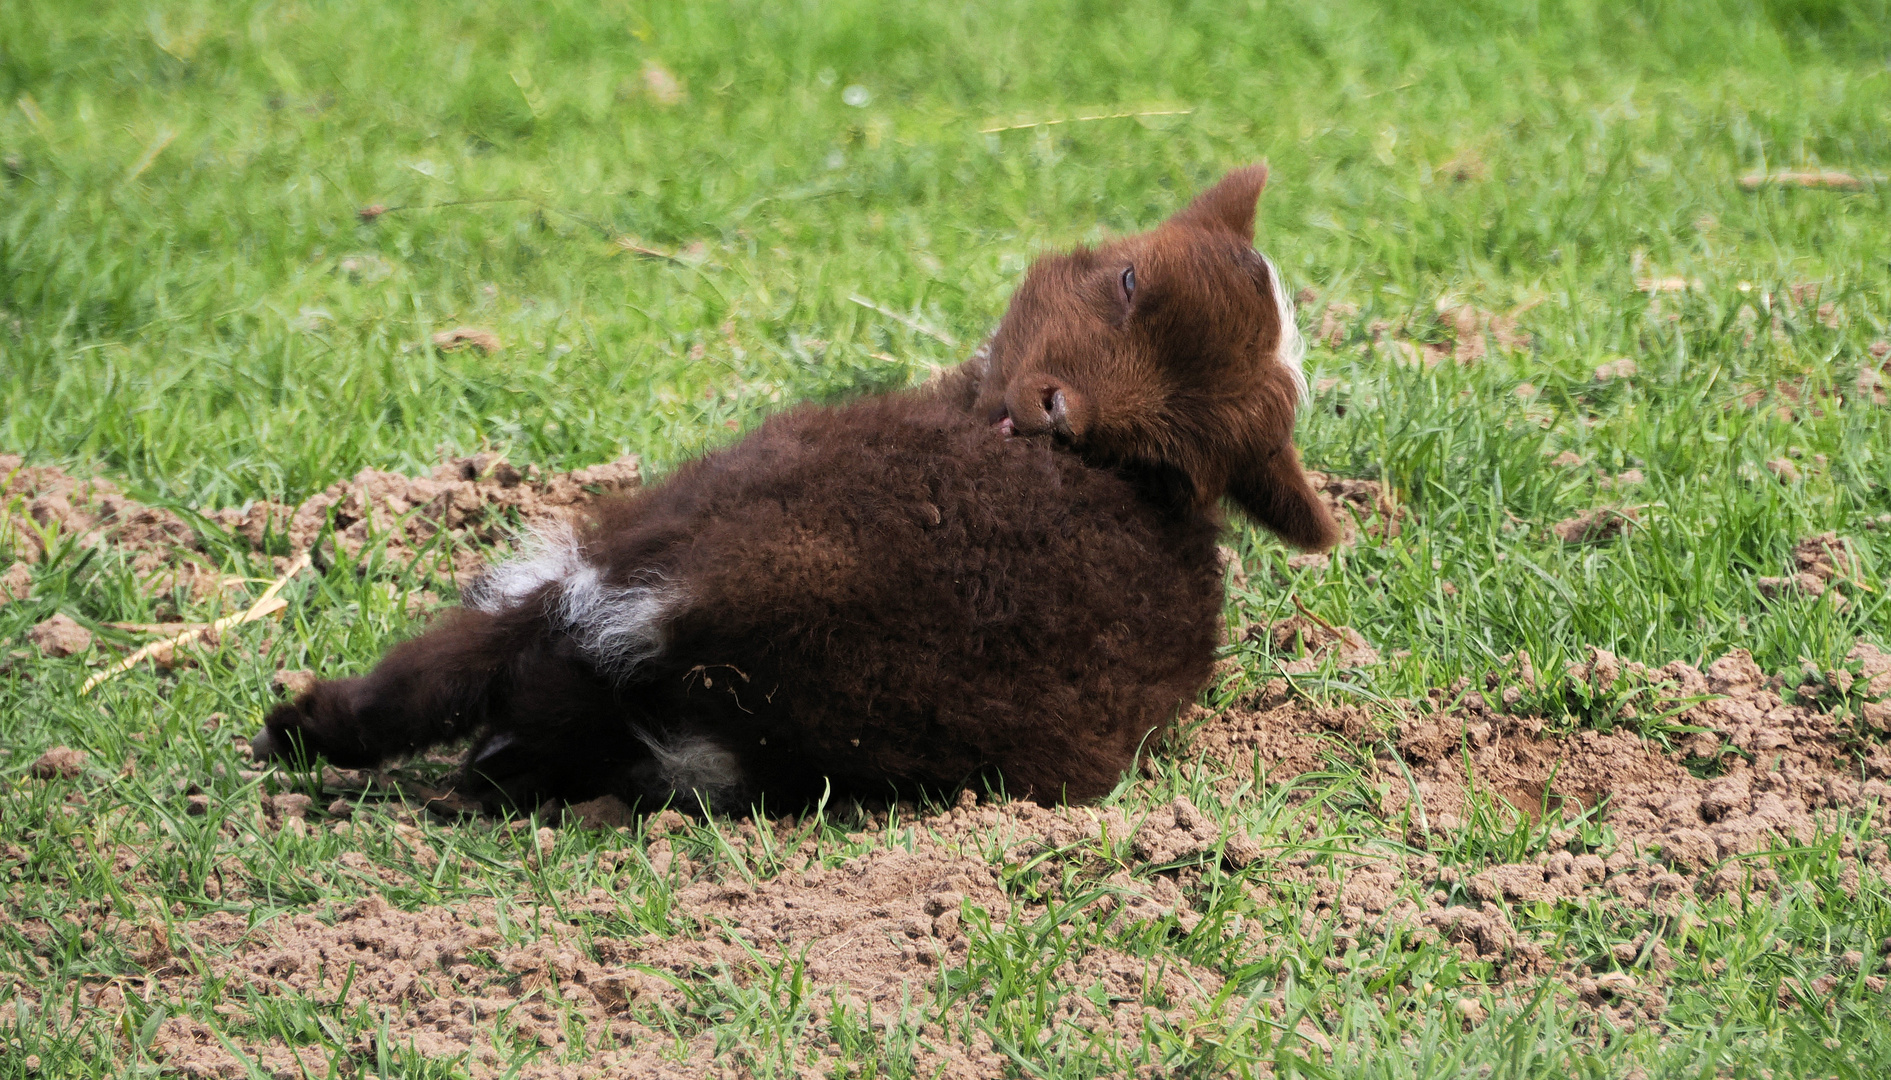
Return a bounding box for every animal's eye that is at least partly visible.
[1121,266,1136,302]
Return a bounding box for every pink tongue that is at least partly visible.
[995,416,1015,436]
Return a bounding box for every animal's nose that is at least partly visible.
[1004,376,1077,439]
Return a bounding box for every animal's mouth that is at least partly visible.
[994,412,1016,437]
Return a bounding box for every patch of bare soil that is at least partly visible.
[1346,302,1533,370]
[212,452,641,588]
[104,794,1257,1079]
[26,612,92,656]
[1249,612,1381,674]
[1308,297,1531,368]
[1758,532,1860,604]
[1551,506,1640,544]
[1303,472,1403,550]
[2,451,640,610]
[1195,644,1891,1029]
[2,453,226,603]
[11,455,1891,1062]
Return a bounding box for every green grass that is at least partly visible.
[5,0,1891,1076]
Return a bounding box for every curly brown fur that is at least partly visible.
[254,165,1334,811]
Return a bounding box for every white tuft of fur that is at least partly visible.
[463,520,587,613]
[463,519,677,679]
[635,728,747,807]
[556,563,675,676]
[1259,252,1309,405]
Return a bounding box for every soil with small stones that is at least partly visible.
[1196,644,1891,1029]
[68,796,1244,1080]
[2,451,641,604]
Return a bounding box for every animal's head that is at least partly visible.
[962,165,1337,551]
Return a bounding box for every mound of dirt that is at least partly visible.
[2,453,228,601]
[27,613,92,656]
[208,452,641,586]
[1551,506,1639,543]
[128,793,1253,1079]
[1249,613,1381,673]
[12,449,1891,1064]
[1,452,641,606]
[31,634,1891,1074]
[1758,532,1860,602]
[1304,471,1403,548]
[1198,646,1891,1016]
[1309,298,1531,368]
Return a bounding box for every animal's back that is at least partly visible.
[597,392,1225,802]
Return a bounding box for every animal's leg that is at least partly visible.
[252,607,527,767]
[451,646,643,808]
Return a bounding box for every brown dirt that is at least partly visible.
[432,327,504,354]
[0,560,30,603]
[1201,643,1891,902]
[1349,300,1532,369]
[10,450,1891,1067]
[1184,646,1891,1030]
[2,453,226,603]
[29,746,86,779]
[1249,614,1381,674]
[1551,506,1639,543]
[118,794,1262,1079]
[2,450,641,609]
[1432,302,1532,366]
[27,613,92,656]
[1315,301,1360,348]
[1309,297,1531,367]
[208,452,641,590]
[1758,532,1860,601]
[1304,471,1403,548]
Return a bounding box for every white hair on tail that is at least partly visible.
[462,518,677,679]
[1258,252,1309,405]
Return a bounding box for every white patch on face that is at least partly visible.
[634,728,747,809]
[1258,252,1309,405]
[462,519,677,679]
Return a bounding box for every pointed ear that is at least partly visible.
[1226,441,1339,551]
[1171,163,1270,242]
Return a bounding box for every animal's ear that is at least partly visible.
[1226,441,1339,551]
[1171,163,1270,242]
[930,337,993,412]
